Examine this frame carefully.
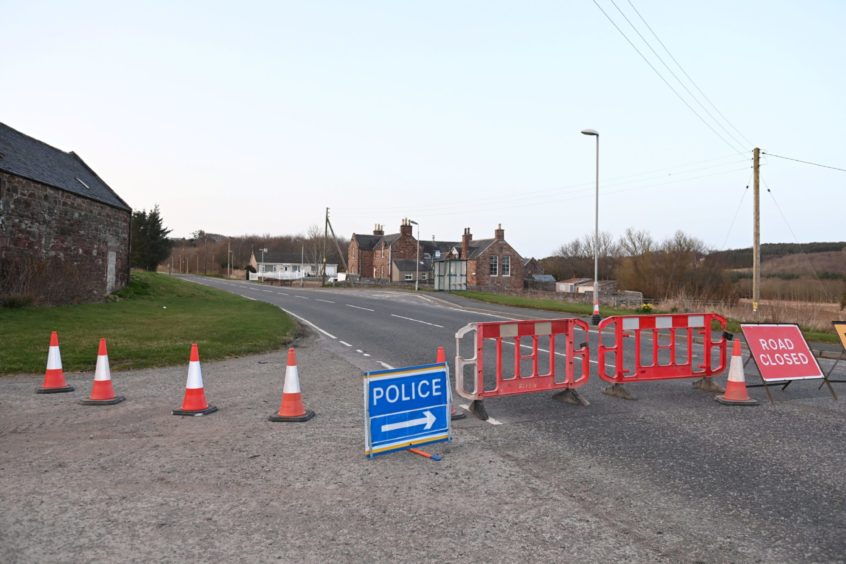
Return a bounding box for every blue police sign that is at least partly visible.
[364,363,451,458]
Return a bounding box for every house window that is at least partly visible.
[502,256,511,277]
[489,255,498,276]
[421,272,428,281]
[404,273,413,281]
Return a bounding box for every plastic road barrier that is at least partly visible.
[454,318,590,419]
[597,313,728,390]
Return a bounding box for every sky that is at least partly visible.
[2,1,844,258]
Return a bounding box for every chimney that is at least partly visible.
[494,223,504,241]
[461,227,472,259]
[400,218,413,237]
[373,224,384,236]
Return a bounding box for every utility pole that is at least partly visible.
[322,207,329,286]
[753,147,760,312]
[227,239,231,279]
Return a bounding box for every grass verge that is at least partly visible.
[0,271,297,374]
[454,291,839,344]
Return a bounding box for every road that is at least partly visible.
[190,277,846,561]
[2,277,844,562]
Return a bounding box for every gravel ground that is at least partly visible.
[1,332,844,563]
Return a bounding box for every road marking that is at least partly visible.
[279,307,337,340]
[391,314,444,328]
[278,292,289,296]
[340,340,352,347]
[363,353,371,357]
[316,299,335,304]
[240,294,257,301]
[296,296,309,300]
[379,361,394,370]
[347,304,375,312]
[459,404,502,425]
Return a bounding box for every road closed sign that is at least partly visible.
[363,363,451,458]
[740,324,823,381]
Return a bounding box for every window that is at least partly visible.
[421,272,428,281]
[404,273,413,281]
[489,255,498,276]
[502,256,511,276]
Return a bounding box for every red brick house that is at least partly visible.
[348,219,419,281]
[0,123,131,304]
[349,220,524,290]
[460,225,524,290]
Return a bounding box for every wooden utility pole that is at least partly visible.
[322,207,329,285]
[752,147,760,312]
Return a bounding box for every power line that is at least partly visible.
[761,151,846,173]
[625,0,753,148]
[720,177,751,249]
[590,0,747,155]
[609,0,748,152]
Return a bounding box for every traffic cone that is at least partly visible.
[80,339,125,405]
[172,344,218,416]
[37,331,74,394]
[269,347,314,422]
[437,346,466,421]
[716,340,758,406]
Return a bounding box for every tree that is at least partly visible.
[130,205,172,271]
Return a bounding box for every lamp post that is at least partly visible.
[409,219,420,291]
[581,128,601,325]
[260,247,268,281]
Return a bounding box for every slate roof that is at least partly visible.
[393,258,433,272]
[0,123,131,212]
[466,238,496,259]
[531,274,557,283]
[352,233,381,251]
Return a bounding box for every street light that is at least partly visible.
[581,128,601,325]
[260,247,268,282]
[408,219,420,292]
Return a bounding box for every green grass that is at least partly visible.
[455,291,839,344]
[0,271,297,374]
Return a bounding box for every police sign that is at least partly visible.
[364,363,451,458]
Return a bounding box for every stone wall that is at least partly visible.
[0,171,130,304]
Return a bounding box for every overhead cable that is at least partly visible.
[761,151,846,173]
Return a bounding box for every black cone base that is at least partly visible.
[36,385,75,394]
[80,395,126,406]
[269,409,315,422]
[172,405,219,416]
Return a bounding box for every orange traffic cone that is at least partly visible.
[716,340,758,406]
[37,331,74,394]
[269,347,314,422]
[437,346,465,421]
[80,339,125,405]
[173,344,218,416]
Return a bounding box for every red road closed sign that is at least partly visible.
[741,324,823,381]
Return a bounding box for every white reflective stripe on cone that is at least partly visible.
[185,361,204,389]
[47,346,62,370]
[94,354,111,381]
[282,366,301,394]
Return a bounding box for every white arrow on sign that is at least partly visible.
[381,410,436,433]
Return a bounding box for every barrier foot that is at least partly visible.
[692,377,724,394]
[602,383,636,400]
[450,405,467,421]
[468,400,489,421]
[551,388,590,406]
[408,448,442,461]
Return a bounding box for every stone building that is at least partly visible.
[461,225,524,291]
[348,220,419,281]
[0,123,132,304]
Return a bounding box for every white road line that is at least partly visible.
[295,296,309,300]
[391,314,444,328]
[356,349,363,353]
[279,307,337,340]
[379,361,394,370]
[363,353,371,357]
[340,341,352,347]
[316,299,335,304]
[459,404,502,425]
[347,304,375,312]
[240,294,257,301]
[278,292,289,296]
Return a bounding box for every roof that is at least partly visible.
[352,233,381,251]
[531,274,556,283]
[560,277,593,284]
[467,239,496,259]
[0,123,131,212]
[393,258,433,272]
[256,251,335,265]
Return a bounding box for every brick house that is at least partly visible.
[461,225,524,290]
[0,123,132,304]
[348,219,419,281]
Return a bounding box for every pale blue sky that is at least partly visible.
[2,1,844,257]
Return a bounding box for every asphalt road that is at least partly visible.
[190,277,846,561]
[3,277,843,562]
